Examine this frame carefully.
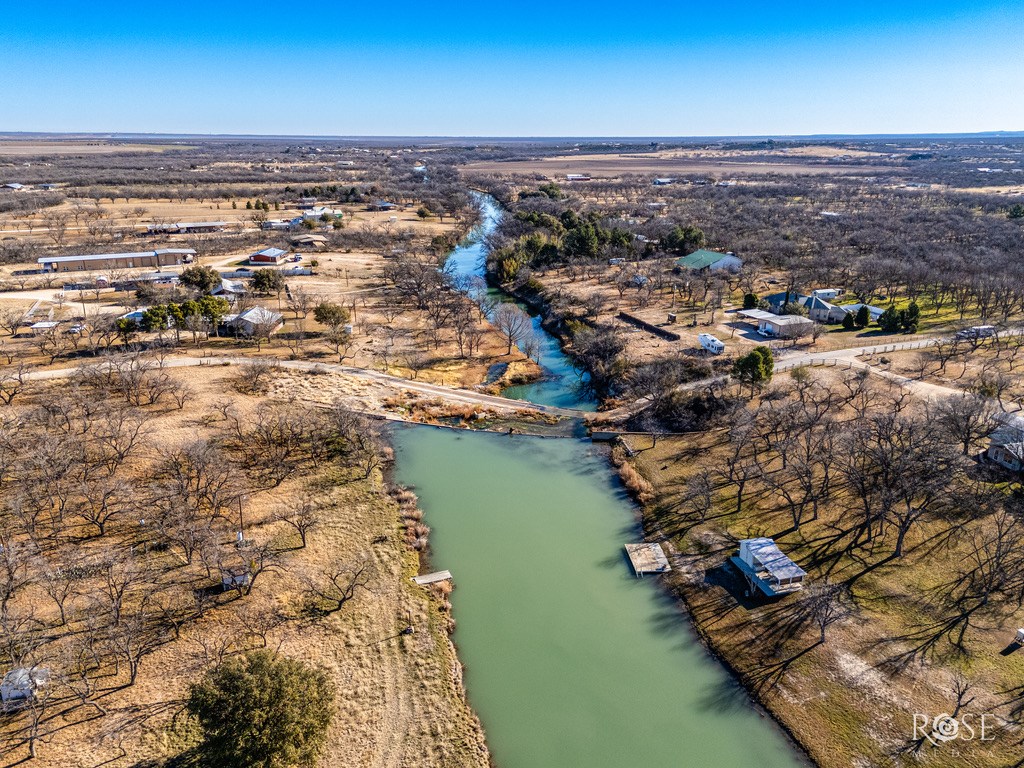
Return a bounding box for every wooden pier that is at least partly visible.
[412,570,452,586]
[624,543,671,577]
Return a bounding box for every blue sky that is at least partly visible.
[1,1,1021,136]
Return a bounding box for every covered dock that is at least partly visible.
[731,538,806,597]
[625,542,671,577]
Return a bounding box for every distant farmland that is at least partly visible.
[463,150,893,178]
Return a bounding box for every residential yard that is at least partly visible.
[622,368,1024,768]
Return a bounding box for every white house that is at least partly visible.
[738,309,814,339]
[840,303,886,322]
[987,414,1024,473]
[226,306,283,337]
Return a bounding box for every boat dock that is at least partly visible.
[624,543,671,577]
[412,570,452,586]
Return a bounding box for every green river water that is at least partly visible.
[393,426,803,767]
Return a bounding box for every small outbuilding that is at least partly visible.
[291,234,328,248]
[1,667,49,710]
[29,321,60,335]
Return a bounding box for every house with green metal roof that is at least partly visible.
[673,249,742,273]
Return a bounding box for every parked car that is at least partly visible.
[956,325,996,340]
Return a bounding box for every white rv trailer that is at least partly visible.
[698,333,725,354]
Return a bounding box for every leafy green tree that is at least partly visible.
[732,346,774,394]
[179,265,221,294]
[251,269,286,295]
[562,223,599,260]
[877,306,904,333]
[115,317,138,345]
[141,305,169,334]
[842,312,856,331]
[313,301,350,330]
[855,305,870,329]
[1008,204,1024,219]
[903,301,920,333]
[538,182,563,200]
[742,293,758,310]
[662,225,706,255]
[187,651,335,768]
[197,295,231,325]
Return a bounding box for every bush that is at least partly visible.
[187,650,335,768]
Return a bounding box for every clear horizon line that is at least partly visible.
[1,129,1022,143]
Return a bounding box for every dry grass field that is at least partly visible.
[463,149,892,179]
[0,364,488,768]
[0,196,453,245]
[0,141,187,156]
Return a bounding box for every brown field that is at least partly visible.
[0,196,453,245]
[0,365,488,767]
[0,141,188,156]
[462,151,892,179]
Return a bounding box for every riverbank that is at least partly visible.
[391,425,802,768]
[622,428,1024,768]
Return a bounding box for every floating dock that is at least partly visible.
[624,543,671,577]
[412,570,452,586]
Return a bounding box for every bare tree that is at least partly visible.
[303,556,374,615]
[273,495,322,548]
[491,303,533,355]
[933,393,1000,456]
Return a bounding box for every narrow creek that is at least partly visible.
[444,195,596,412]
[388,195,804,766]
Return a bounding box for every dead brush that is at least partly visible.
[617,462,655,505]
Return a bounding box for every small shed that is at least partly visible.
[221,568,251,592]
[731,538,806,597]
[29,321,60,336]
[1,667,49,709]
